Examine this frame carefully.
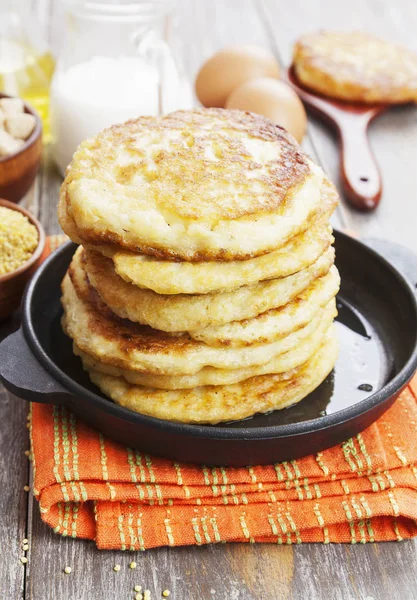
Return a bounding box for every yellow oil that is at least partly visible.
[0,38,55,140]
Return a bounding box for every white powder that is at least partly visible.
[50,55,193,174]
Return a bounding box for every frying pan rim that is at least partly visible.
[21,230,417,441]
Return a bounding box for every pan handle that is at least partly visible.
[0,329,69,403]
[363,238,417,293]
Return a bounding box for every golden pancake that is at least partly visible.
[85,326,338,423]
[59,108,331,260]
[62,255,336,376]
[293,31,417,104]
[74,302,335,389]
[105,221,333,295]
[61,177,337,272]
[84,246,335,332]
[192,266,340,347]
[57,194,83,245]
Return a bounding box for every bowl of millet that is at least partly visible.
[0,198,45,321]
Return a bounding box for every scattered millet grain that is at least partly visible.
[64,566,72,574]
[130,561,137,569]
[113,564,121,572]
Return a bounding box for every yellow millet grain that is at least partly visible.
[0,206,38,275]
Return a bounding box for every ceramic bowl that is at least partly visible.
[0,93,43,203]
[0,198,46,321]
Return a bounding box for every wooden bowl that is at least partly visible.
[0,93,43,203]
[0,199,46,321]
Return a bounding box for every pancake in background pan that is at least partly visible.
[83,246,335,332]
[293,31,417,104]
[85,327,339,424]
[62,259,335,376]
[58,108,328,260]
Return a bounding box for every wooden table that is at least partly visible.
[2,1,417,598]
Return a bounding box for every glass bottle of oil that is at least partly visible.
[0,4,55,140]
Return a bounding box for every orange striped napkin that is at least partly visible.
[30,380,417,549]
[28,237,417,549]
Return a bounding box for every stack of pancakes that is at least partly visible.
[58,108,340,424]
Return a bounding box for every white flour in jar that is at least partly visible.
[50,55,193,175]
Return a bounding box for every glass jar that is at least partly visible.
[50,0,193,175]
[0,1,55,139]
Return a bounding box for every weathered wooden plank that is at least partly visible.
[293,541,417,600]
[0,318,30,600]
[38,144,63,235]
[31,0,52,44]
[260,0,417,252]
[27,518,296,600]
[21,180,40,221]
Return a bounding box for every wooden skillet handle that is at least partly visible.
[337,111,383,211]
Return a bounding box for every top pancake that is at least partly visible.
[59,108,327,260]
[293,31,417,104]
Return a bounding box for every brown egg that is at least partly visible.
[225,77,307,143]
[195,46,280,108]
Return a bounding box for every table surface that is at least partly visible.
[2,1,417,599]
